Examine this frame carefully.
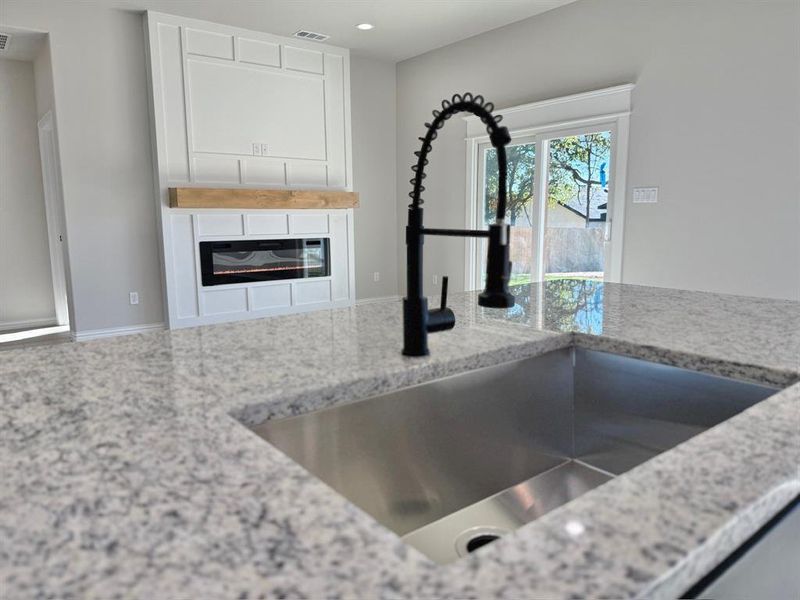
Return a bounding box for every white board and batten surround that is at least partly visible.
[144,12,355,329]
[170,209,352,326]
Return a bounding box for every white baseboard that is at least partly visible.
[355,295,401,306]
[0,317,58,333]
[72,323,165,342]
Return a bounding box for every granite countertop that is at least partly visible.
[1,281,798,599]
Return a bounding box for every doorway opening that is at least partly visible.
[0,26,71,348]
[472,126,615,289]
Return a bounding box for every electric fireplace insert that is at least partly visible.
[199,238,330,286]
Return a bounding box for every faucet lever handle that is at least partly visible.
[440,275,449,311]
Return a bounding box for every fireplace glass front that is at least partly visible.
[199,238,330,286]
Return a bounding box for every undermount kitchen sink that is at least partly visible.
[248,348,779,564]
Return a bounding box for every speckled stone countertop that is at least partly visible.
[1,281,798,599]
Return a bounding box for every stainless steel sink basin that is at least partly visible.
[249,348,779,563]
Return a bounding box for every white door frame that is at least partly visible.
[37,111,70,327]
[537,120,624,281]
[464,85,633,290]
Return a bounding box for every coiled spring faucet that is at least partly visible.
[403,93,515,356]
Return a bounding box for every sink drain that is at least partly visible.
[454,526,510,558]
[466,534,500,553]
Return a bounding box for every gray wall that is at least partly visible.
[351,55,399,300]
[0,58,56,328]
[2,3,401,334]
[3,3,164,333]
[4,0,797,337]
[396,0,800,301]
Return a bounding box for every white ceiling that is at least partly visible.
[113,0,577,62]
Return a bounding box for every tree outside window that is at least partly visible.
[548,132,611,225]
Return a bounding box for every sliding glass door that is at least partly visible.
[475,136,537,288]
[542,128,611,281]
[471,124,619,289]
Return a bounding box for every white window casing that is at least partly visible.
[464,84,633,289]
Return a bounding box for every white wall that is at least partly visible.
[351,55,398,299]
[32,37,55,119]
[396,0,800,301]
[0,58,57,329]
[2,3,400,334]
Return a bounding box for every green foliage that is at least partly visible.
[483,143,535,226]
[548,133,610,220]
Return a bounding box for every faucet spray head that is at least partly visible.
[478,222,515,309]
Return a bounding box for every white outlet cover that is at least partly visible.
[129,292,139,305]
[252,143,262,156]
[633,187,659,203]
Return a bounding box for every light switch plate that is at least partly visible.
[260,143,269,155]
[633,187,659,203]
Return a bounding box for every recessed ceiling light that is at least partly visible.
[356,23,374,31]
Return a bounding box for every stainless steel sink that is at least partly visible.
[249,348,778,564]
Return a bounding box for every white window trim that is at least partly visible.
[464,84,633,290]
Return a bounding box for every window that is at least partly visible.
[476,138,536,287]
[544,129,611,281]
[465,85,631,291]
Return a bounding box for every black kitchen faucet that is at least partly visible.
[403,93,515,357]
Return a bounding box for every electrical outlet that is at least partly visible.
[260,143,269,155]
[432,275,438,285]
[373,271,380,282]
[252,143,262,156]
[129,292,139,305]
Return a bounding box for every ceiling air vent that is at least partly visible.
[292,30,329,42]
[0,34,10,51]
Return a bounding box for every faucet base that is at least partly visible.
[402,297,429,357]
[478,290,515,309]
[402,297,456,356]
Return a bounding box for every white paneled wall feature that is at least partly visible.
[165,209,352,327]
[187,59,326,159]
[287,162,328,187]
[245,213,288,235]
[242,158,285,186]
[156,23,190,182]
[147,12,350,189]
[323,54,348,188]
[192,155,241,184]
[249,283,292,311]
[196,214,244,236]
[238,38,281,68]
[294,280,331,305]
[289,213,329,235]
[170,214,199,319]
[145,12,354,328]
[203,287,248,315]
[329,211,353,301]
[284,46,324,74]
[185,28,235,60]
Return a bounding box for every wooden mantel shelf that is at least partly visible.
[168,187,359,210]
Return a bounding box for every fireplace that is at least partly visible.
[199,238,330,286]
